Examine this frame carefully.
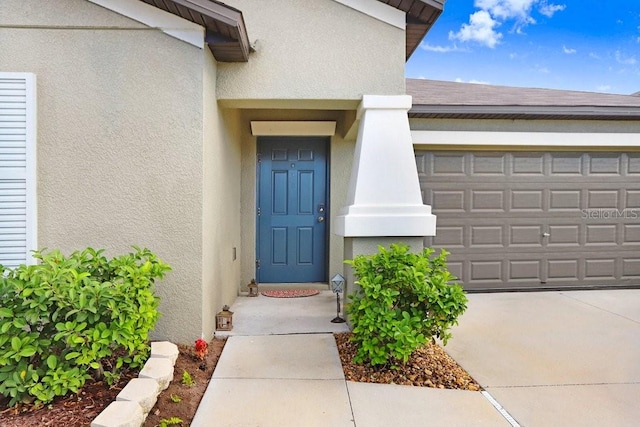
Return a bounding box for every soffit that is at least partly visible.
[376,0,444,59]
[140,0,250,62]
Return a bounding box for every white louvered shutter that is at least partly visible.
[0,73,37,267]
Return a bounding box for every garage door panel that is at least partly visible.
[627,155,640,174]
[549,190,582,210]
[431,153,465,175]
[470,261,503,281]
[587,190,620,209]
[622,259,640,277]
[418,150,640,290]
[509,260,542,280]
[547,225,581,246]
[470,226,503,247]
[512,154,545,175]
[431,190,465,211]
[585,224,618,245]
[471,190,505,211]
[433,226,465,247]
[471,153,506,175]
[623,225,640,243]
[551,153,583,174]
[511,190,544,210]
[585,259,616,279]
[588,154,622,175]
[510,225,543,246]
[627,191,640,208]
[548,259,579,279]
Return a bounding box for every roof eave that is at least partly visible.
[375,0,444,60]
[141,0,250,62]
[409,105,640,120]
[405,0,444,59]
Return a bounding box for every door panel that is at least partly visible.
[257,137,327,283]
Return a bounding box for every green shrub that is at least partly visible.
[346,243,468,367]
[0,246,171,406]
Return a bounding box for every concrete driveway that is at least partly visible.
[444,289,640,426]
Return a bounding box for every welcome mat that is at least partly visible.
[261,289,320,298]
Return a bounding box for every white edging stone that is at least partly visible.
[151,341,180,364]
[116,378,161,414]
[91,400,145,427]
[92,341,179,426]
[139,357,174,391]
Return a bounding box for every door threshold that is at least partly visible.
[256,282,329,291]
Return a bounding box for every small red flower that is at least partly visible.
[195,338,208,360]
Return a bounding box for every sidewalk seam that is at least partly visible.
[481,390,521,427]
[344,380,358,427]
[488,381,640,388]
[560,292,640,325]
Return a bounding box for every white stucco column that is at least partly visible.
[335,95,436,237]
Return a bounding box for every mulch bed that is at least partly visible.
[335,332,481,391]
[144,338,226,426]
[0,339,227,427]
[0,371,137,427]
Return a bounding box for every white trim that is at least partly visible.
[411,130,640,147]
[358,95,412,118]
[24,74,37,264]
[88,0,204,48]
[250,121,336,136]
[332,0,405,29]
[336,95,436,237]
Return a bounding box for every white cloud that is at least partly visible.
[538,1,566,18]
[589,52,601,60]
[615,51,637,65]
[475,0,534,19]
[596,85,612,92]
[420,43,466,53]
[562,45,576,54]
[452,1,566,48]
[455,78,491,84]
[449,10,503,48]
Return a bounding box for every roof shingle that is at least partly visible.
[407,79,640,120]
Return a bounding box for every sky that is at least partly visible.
[405,0,640,95]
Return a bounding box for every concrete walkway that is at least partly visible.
[444,290,640,427]
[192,289,640,426]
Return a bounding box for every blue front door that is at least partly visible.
[257,137,328,283]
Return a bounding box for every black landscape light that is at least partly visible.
[330,273,346,323]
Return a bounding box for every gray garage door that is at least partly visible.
[417,151,640,291]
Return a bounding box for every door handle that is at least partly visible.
[317,216,325,223]
[542,232,550,237]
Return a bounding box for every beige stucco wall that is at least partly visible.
[202,50,242,339]
[0,0,207,342]
[239,110,354,288]
[218,0,406,107]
